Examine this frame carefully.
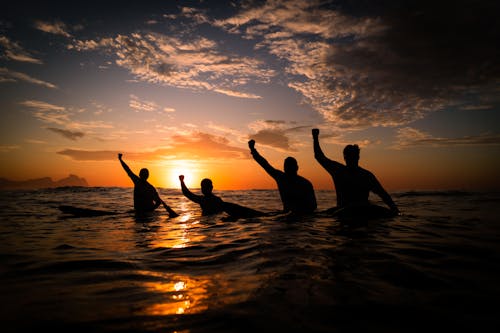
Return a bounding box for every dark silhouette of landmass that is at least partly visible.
[0,174,88,189]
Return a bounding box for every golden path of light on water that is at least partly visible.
[137,271,209,316]
[150,201,204,249]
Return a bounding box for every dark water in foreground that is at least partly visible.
[1,188,500,332]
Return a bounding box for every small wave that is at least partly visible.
[396,190,475,197]
[53,244,76,250]
[26,259,138,274]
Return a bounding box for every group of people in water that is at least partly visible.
[119,129,400,219]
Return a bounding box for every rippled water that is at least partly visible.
[1,188,499,332]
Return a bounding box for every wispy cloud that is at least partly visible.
[34,21,72,38]
[0,67,57,88]
[47,127,85,141]
[0,144,20,153]
[0,36,43,64]
[129,94,160,112]
[395,127,500,149]
[58,131,248,161]
[25,139,47,145]
[68,31,274,99]
[20,100,69,126]
[20,100,113,130]
[213,88,261,99]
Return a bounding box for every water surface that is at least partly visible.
[1,188,499,332]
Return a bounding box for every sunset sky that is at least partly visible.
[1,0,499,190]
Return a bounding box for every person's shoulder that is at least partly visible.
[297,175,314,185]
[358,167,376,178]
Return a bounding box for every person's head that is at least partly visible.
[139,168,149,180]
[201,178,213,196]
[284,157,298,175]
[343,144,360,167]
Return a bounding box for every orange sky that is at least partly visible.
[1,1,499,191]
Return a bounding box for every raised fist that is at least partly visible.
[312,128,319,137]
[248,139,255,149]
[179,175,184,181]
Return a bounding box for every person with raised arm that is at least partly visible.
[179,175,225,216]
[311,128,399,216]
[179,175,265,219]
[248,139,317,214]
[118,153,178,217]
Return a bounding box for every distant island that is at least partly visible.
[0,174,89,190]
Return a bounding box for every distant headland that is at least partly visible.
[0,174,88,190]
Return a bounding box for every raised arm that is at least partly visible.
[248,140,280,179]
[312,129,343,172]
[118,153,139,181]
[179,175,202,204]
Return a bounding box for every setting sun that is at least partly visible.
[165,161,200,189]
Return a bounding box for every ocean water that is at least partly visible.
[1,188,499,332]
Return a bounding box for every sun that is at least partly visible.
[166,161,199,189]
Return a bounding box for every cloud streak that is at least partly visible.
[47,127,85,141]
[395,127,500,149]
[58,131,248,161]
[34,21,72,38]
[0,67,57,88]
[0,36,43,64]
[20,100,114,131]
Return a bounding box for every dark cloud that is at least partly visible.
[248,122,310,151]
[325,0,500,122]
[249,129,292,150]
[395,127,500,148]
[47,127,84,141]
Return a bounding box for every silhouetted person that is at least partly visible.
[248,139,317,214]
[179,175,265,219]
[118,153,178,217]
[179,175,224,215]
[312,129,399,214]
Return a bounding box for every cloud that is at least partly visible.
[34,21,72,38]
[25,139,47,144]
[58,131,248,161]
[0,144,20,153]
[20,100,69,126]
[213,88,262,99]
[0,36,43,64]
[128,94,177,114]
[20,99,113,130]
[57,149,117,161]
[47,127,85,141]
[169,131,248,159]
[0,67,57,88]
[129,94,160,112]
[395,127,500,149]
[249,129,291,151]
[248,120,310,151]
[217,0,500,128]
[68,31,274,99]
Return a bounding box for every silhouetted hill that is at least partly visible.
[0,174,88,189]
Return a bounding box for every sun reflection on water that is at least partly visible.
[138,271,209,316]
[150,206,204,249]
